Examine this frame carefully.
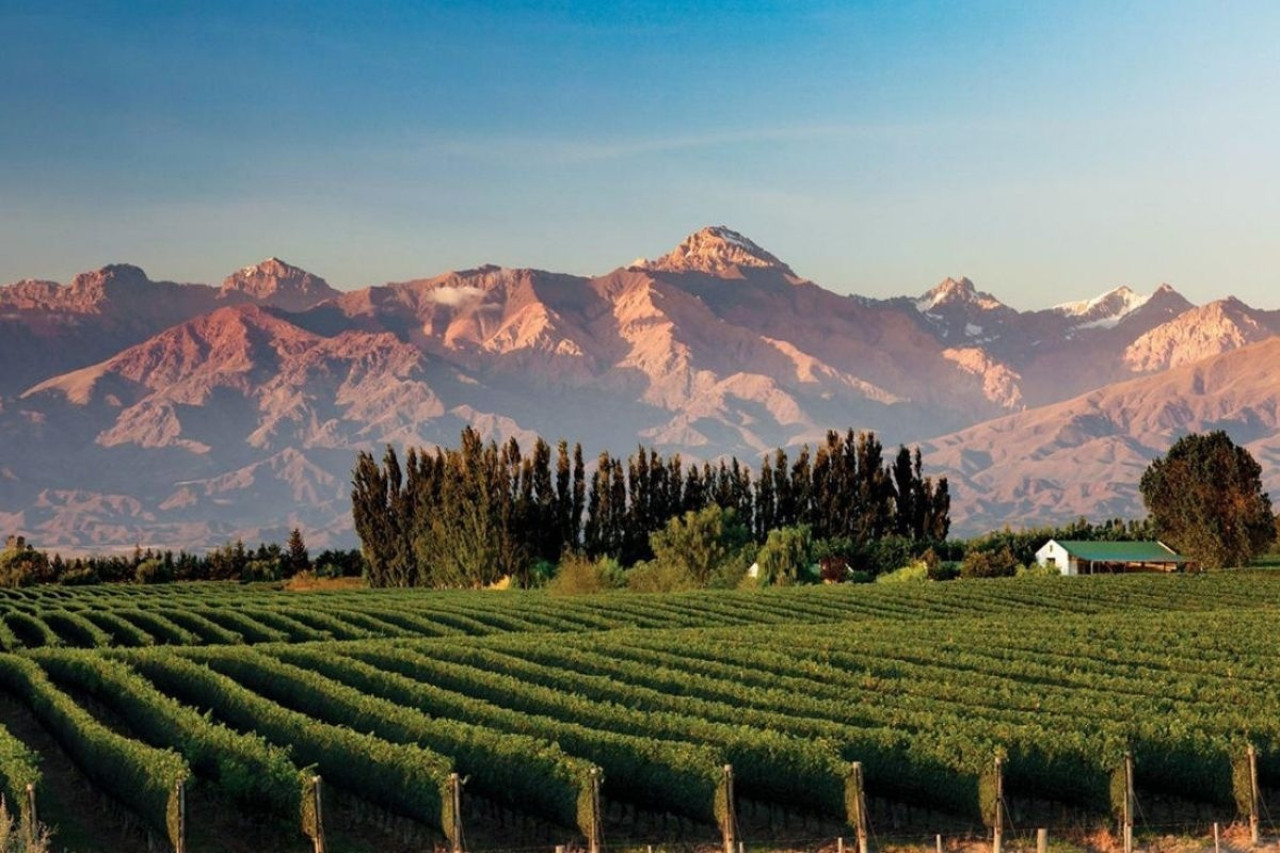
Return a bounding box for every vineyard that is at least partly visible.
[0,573,1276,851]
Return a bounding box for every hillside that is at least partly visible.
[924,336,1280,533]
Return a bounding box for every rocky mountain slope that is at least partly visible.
[0,259,339,396]
[2,226,1277,549]
[923,336,1280,534]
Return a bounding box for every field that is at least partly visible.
[0,574,1277,852]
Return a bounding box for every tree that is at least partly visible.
[960,544,1018,579]
[206,540,249,581]
[285,528,310,576]
[1139,430,1275,569]
[0,538,52,588]
[754,524,813,586]
[648,505,753,587]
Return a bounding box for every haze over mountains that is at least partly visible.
[2,226,1277,550]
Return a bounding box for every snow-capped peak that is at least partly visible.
[1053,285,1153,329]
[236,257,294,277]
[915,278,1005,313]
[631,226,796,276]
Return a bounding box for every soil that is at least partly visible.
[0,692,148,853]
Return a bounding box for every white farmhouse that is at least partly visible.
[1035,540,1189,576]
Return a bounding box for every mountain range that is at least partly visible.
[3,226,1277,551]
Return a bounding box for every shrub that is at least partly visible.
[1016,562,1058,578]
[528,559,557,589]
[709,551,755,589]
[875,562,929,584]
[960,545,1019,579]
[547,553,624,597]
[927,561,961,581]
[626,561,698,594]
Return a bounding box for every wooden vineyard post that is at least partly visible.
[722,764,737,853]
[24,783,36,849]
[852,762,869,853]
[992,757,1003,853]
[588,767,603,853]
[450,772,465,853]
[1249,743,1261,845]
[311,776,327,853]
[174,779,186,853]
[1036,828,1047,853]
[1123,751,1134,853]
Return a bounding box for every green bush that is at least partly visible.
[960,545,1019,579]
[1016,563,1057,578]
[626,561,698,593]
[927,561,961,581]
[528,559,557,588]
[709,546,756,589]
[547,553,624,597]
[875,562,929,584]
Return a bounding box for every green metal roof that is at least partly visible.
[1052,540,1187,563]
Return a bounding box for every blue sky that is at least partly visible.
[2,1,1278,308]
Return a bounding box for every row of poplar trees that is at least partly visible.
[352,427,950,588]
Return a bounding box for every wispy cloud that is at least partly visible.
[414,124,888,165]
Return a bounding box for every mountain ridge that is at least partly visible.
[3,227,1278,549]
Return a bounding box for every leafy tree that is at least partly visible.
[350,426,948,588]
[134,558,172,584]
[206,540,249,581]
[875,561,929,584]
[960,545,1018,579]
[1139,430,1276,569]
[649,505,753,587]
[754,524,813,586]
[0,537,52,588]
[351,448,396,584]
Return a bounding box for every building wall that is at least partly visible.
[1034,540,1075,576]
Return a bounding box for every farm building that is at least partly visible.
[1035,540,1189,575]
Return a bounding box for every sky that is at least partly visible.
[2,1,1279,309]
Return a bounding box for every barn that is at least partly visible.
[1035,540,1189,576]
